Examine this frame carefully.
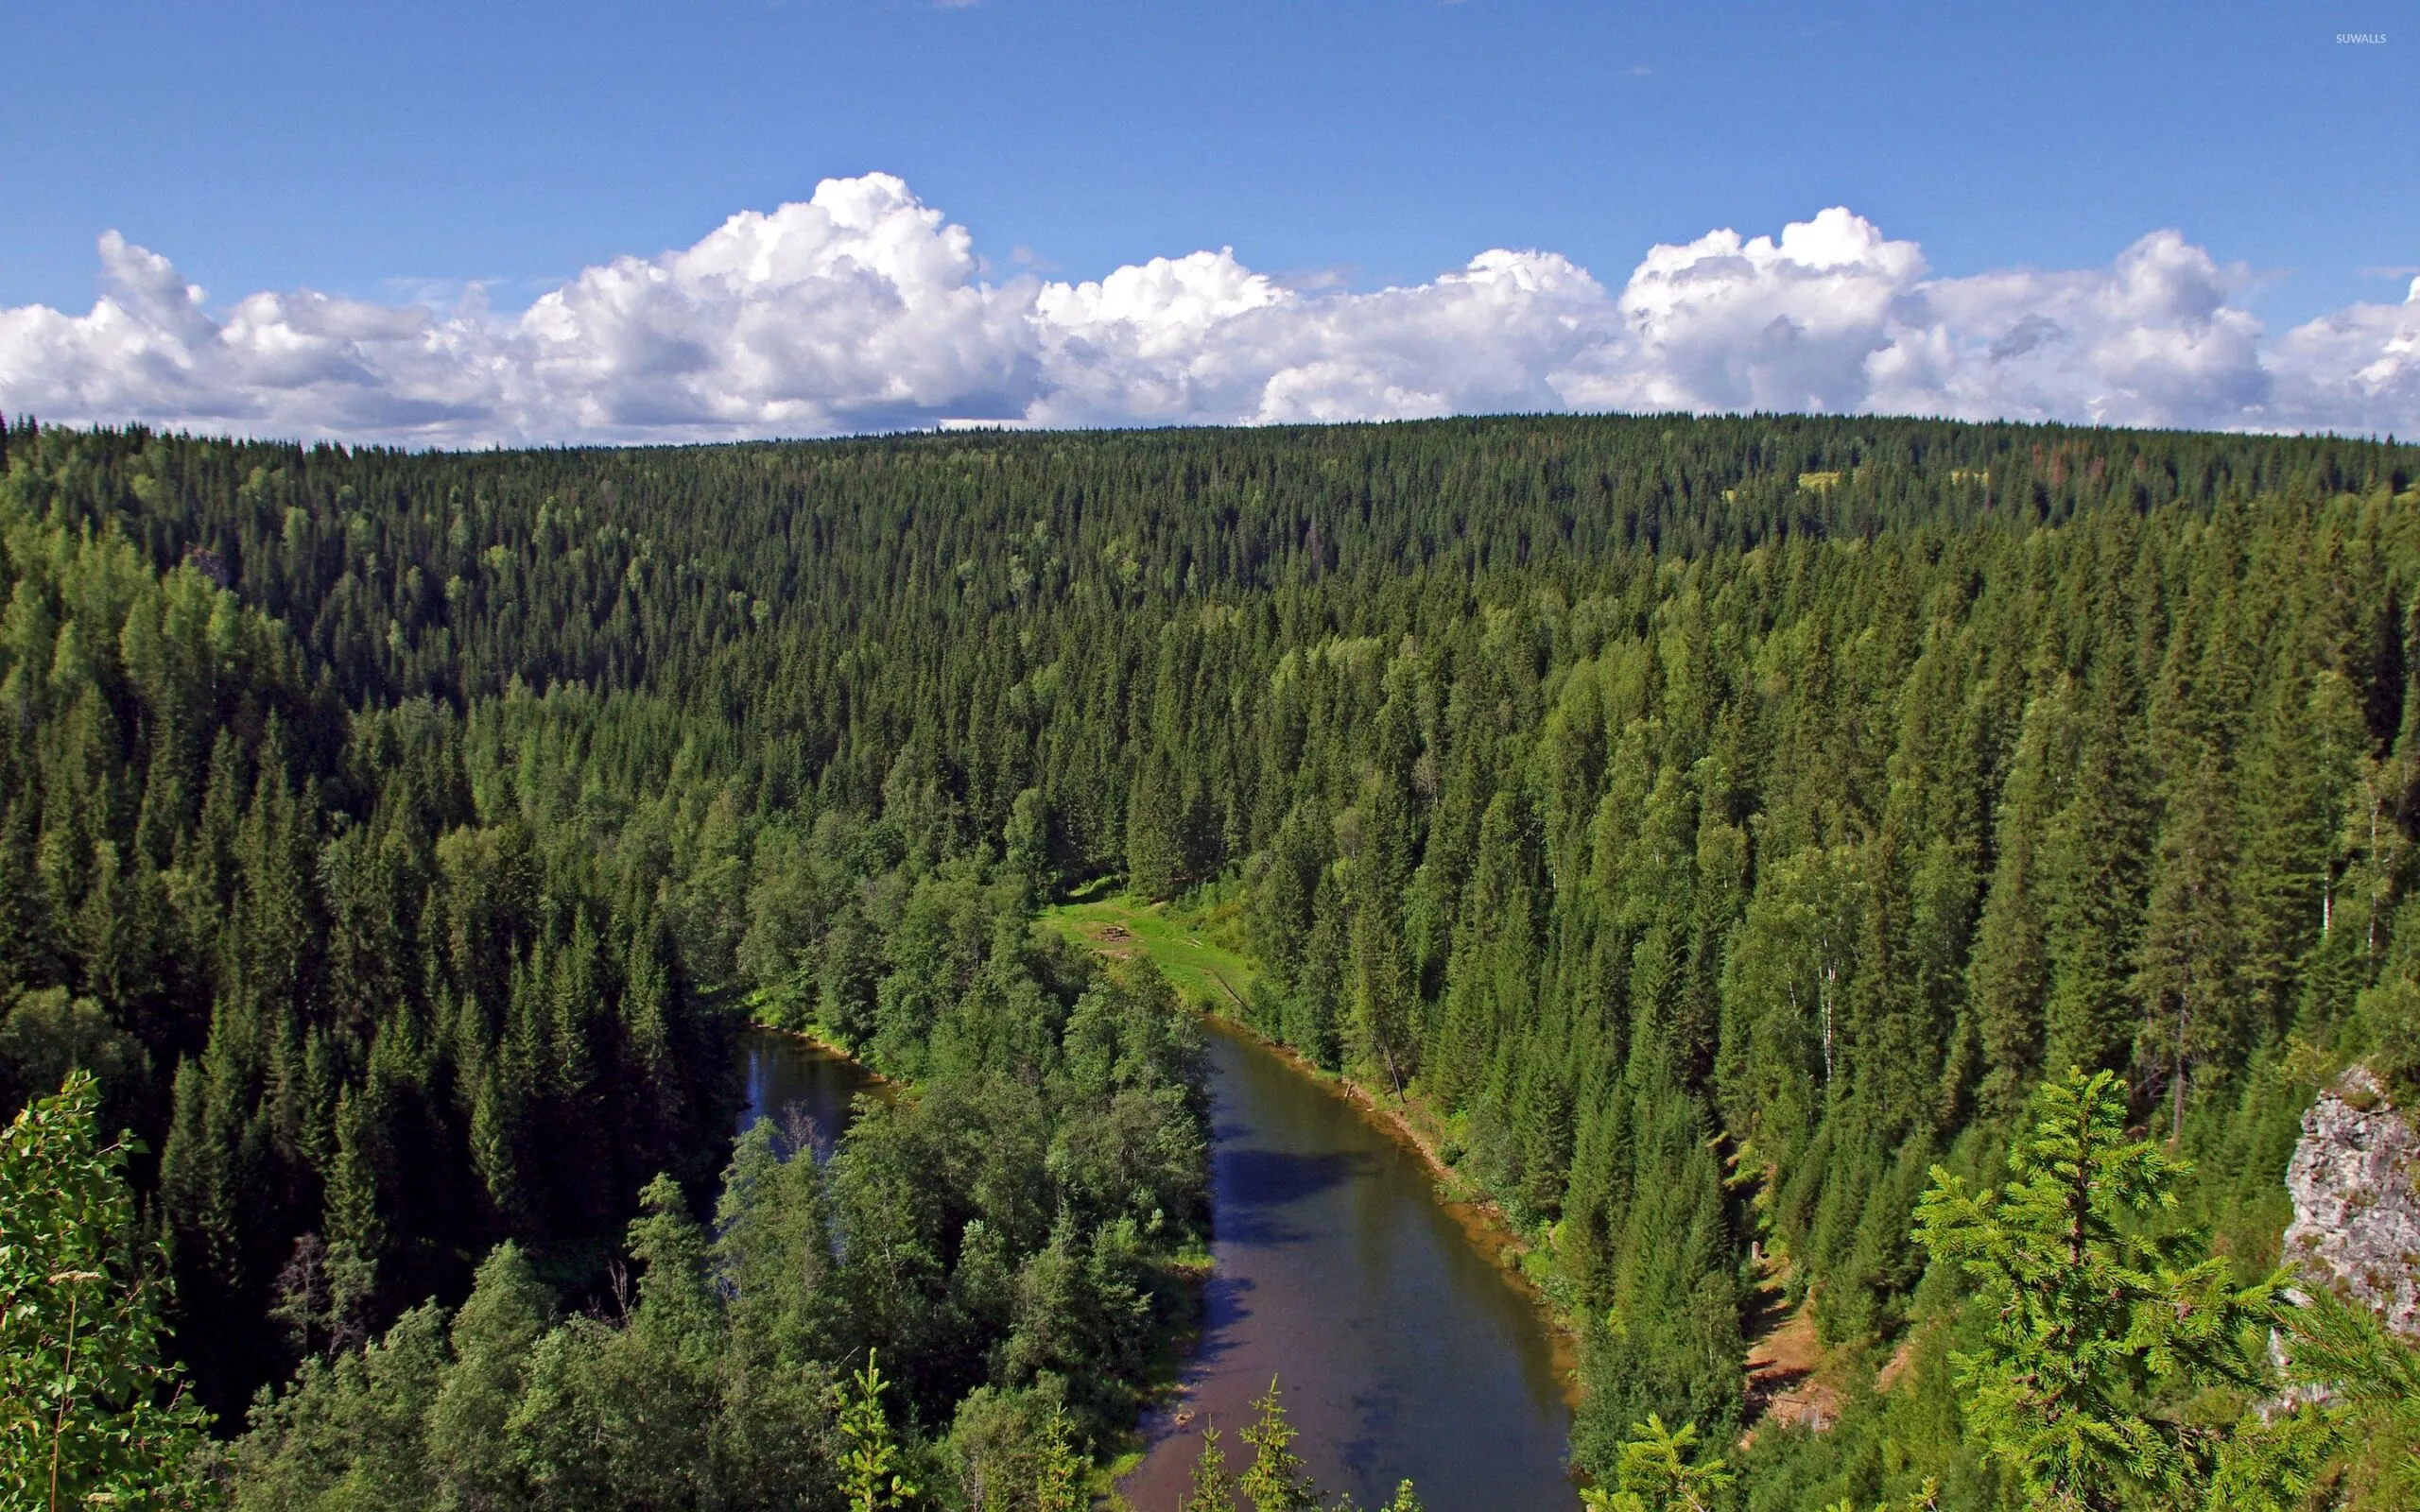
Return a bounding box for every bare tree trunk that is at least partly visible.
[2171,993,2188,1145]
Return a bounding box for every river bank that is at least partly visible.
[1037,897,1585,1403]
[1115,1018,1581,1511]
[744,1018,907,1091]
[737,915,1584,1510]
[1192,1007,1586,1402]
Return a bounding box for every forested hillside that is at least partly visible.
[4,411,2417,1507]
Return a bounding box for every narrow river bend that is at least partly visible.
[735,1026,875,1157]
[734,1021,1577,1511]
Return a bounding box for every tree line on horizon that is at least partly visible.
[3,409,2418,1507]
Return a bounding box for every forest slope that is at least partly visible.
[3,412,2418,1507]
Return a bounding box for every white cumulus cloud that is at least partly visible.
[0,174,2413,447]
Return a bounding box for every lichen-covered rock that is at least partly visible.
[2283,1065,2420,1339]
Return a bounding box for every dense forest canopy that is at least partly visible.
[4,410,2419,1508]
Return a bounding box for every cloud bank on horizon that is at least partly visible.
[2,173,2415,448]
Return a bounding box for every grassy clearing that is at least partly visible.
[1036,884,1260,1015]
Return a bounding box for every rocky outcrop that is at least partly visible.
[2283,1065,2420,1339]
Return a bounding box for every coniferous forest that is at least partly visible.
[7,411,2420,1509]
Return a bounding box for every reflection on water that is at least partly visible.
[735,1027,880,1158]
[1119,1021,1577,1512]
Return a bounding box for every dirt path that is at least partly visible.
[1740,1299,1841,1444]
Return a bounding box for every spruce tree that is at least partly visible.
[2131,745,2245,1142]
[1183,1423,1238,1512]
[833,1349,918,1512]
[1964,689,2066,1120]
[1913,1070,2288,1509]
[2040,660,2154,1079]
[1238,1380,1322,1512]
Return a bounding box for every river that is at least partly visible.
[733,1021,1577,1511]
[735,1026,878,1159]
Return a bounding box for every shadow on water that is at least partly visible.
[1215,1148,1373,1246]
[1119,1021,1577,1512]
[1184,1272,1256,1375]
[735,1027,883,1159]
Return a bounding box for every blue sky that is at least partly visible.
[0,1,2411,444]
